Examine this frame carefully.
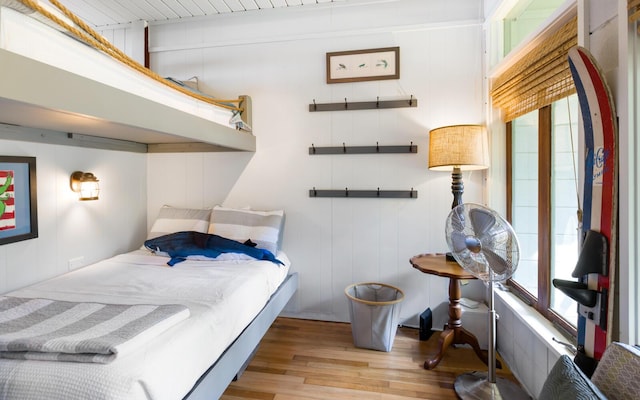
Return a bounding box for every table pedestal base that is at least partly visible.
[424,325,493,370]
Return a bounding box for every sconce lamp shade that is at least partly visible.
[70,171,100,201]
[428,125,489,171]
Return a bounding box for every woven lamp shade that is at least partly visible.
[428,125,489,171]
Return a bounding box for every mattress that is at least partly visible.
[0,250,291,400]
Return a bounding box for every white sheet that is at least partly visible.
[0,250,290,400]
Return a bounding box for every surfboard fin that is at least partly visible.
[572,230,608,278]
[552,279,597,307]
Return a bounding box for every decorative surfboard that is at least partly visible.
[564,45,617,372]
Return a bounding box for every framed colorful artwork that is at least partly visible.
[0,156,38,245]
[326,47,400,84]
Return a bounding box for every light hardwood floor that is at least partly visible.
[221,317,521,400]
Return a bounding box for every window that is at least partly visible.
[508,94,580,332]
[491,6,578,332]
[502,0,569,55]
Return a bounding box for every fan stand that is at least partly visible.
[454,280,530,400]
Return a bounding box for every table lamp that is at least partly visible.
[428,125,489,260]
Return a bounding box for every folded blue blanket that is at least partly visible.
[144,231,283,266]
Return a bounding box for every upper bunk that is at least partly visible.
[0,0,256,153]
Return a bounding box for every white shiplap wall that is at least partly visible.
[145,0,488,326]
[0,125,147,294]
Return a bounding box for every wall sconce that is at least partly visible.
[70,171,100,201]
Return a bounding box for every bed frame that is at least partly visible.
[183,272,298,400]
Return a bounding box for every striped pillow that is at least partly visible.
[147,206,212,240]
[209,206,284,254]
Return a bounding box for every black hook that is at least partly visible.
[343,142,347,153]
[312,143,316,154]
[344,98,348,109]
[313,99,317,111]
[376,142,380,152]
[377,187,380,197]
[345,187,349,197]
[376,96,379,108]
[313,187,317,197]
[409,95,413,106]
[410,187,414,198]
[410,141,414,152]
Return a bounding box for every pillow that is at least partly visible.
[147,206,212,240]
[591,342,640,400]
[209,206,284,254]
[539,355,606,400]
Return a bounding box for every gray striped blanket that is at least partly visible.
[0,296,190,364]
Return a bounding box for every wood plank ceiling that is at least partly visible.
[49,0,344,28]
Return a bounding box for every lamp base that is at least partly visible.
[454,372,530,400]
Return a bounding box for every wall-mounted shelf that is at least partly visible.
[309,188,417,199]
[309,96,417,112]
[309,142,417,155]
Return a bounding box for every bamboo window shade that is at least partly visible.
[630,0,640,33]
[491,16,577,122]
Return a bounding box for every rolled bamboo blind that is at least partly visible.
[630,0,640,33]
[491,16,577,122]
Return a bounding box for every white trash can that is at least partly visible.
[345,282,405,352]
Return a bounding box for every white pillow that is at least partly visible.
[147,206,212,240]
[209,206,284,254]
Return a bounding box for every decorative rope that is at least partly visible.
[16,0,242,112]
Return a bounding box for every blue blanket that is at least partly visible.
[144,231,283,266]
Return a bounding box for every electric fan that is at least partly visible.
[445,203,529,400]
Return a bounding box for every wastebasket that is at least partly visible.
[344,282,405,352]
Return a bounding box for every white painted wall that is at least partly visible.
[0,126,147,294]
[146,0,488,326]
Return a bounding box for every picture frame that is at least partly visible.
[0,156,38,245]
[326,46,400,84]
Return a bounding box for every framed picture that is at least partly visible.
[326,46,400,84]
[0,156,38,245]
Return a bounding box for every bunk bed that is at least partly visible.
[0,0,255,152]
[0,205,298,399]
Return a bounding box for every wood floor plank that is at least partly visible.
[221,318,522,399]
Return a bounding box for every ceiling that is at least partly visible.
[48,0,348,28]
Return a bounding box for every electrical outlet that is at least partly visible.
[68,256,85,270]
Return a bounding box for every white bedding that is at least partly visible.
[0,250,290,400]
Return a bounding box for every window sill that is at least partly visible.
[495,287,575,359]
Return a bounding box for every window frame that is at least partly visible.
[505,105,577,337]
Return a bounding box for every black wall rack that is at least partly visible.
[309,188,417,199]
[309,142,417,155]
[309,96,417,112]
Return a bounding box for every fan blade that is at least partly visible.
[450,206,466,233]
[451,231,468,253]
[469,208,496,237]
[481,247,510,276]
